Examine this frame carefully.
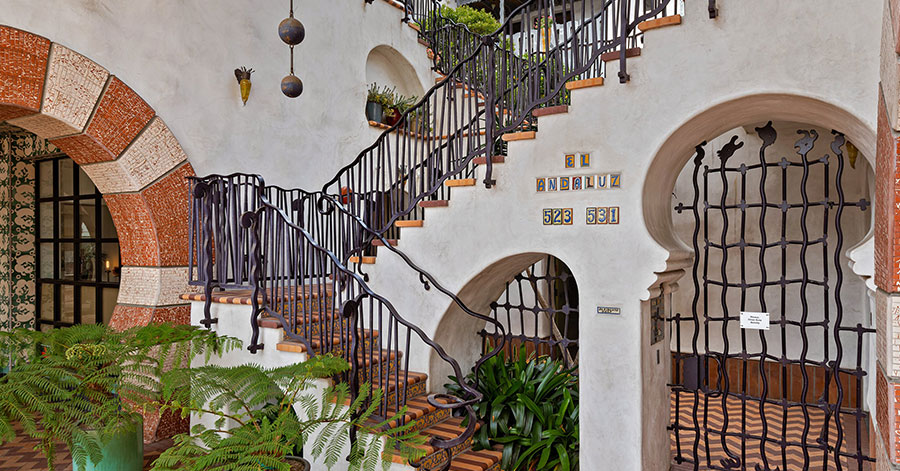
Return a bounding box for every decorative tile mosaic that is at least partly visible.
[0,26,50,115]
[117,266,190,307]
[80,118,187,194]
[580,152,591,167]
[0,127,43,331]
[536,172,620,193]
[586,206,620,225]
[8,44,108,138]
[52,77,154,165]
[543,208,573,226]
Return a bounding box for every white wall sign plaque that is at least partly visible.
[740,311,769,330]
[597,306,621,315]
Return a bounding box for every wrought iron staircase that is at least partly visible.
[188,0,682,468]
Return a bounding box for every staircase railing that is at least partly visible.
[241,192,487,465]
[187,0,680,465]
[323,0,678,233]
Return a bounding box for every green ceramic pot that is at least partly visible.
[74,418,143,471]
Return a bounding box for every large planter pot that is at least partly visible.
[383,107,401,126]
[365,101,383,123]
[259,456,310,471]
[74,419,143,471]
[285,456,311,471]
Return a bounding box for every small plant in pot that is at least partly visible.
[151,353,425,471]
[388,94,417,128]
[0,323,238,471]
[365,83,392,123]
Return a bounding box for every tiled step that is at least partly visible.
[638,14,682,32]
[409,417,494,471]
[445,178,476,187]
[532,104,569,116]
[418,200,449,208]
[566,77,605,91]
[276,340,401,365]
[180,285,333,306]
[396,220,424,228]
[600,46,642,62]
[349,255,377,264]
[472,155,504,165]
[333,370,429,406]
[501,131,536,141]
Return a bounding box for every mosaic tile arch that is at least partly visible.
[1,25,196,442]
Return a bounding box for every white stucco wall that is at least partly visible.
[7,0,882,469]
[1,0,436,190]
[346,1,881,469]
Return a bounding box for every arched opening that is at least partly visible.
[658,118,875,469]
[365,45,426,100]
[0,25,195,442]
[429,252,579,389]
[364,45,426,125]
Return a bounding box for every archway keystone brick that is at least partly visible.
[0,24,195,442]
[51,76,155,165]
[0,27,49,121]
[8,43,109,138]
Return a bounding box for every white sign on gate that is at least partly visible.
[740,311,770,330]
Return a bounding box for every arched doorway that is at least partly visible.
[662,121,875,469]
[429,253,579,391]
[1,25,196,441]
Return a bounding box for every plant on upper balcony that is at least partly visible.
[446,346,579,471]
[151,353,426,471]
[0,323,238,471]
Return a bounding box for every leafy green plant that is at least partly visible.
[0,323,239,470]
[424,5,501,36]
[152,354,425,471]
[366,83,393,107]
[446,347,579,471]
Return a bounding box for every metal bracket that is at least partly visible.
[483,178,496,188]
[708,0,718,18]
[248,343,264,353]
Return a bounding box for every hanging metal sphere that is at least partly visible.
[278,17,305,45]
[281,74,303,98]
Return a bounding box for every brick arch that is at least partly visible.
[1,25,193,440]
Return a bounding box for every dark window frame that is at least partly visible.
[35,156,120,329]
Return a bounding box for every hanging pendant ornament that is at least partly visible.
[279,0,304,98]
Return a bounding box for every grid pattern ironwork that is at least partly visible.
[669,123,874,470]
[35,156,120,329]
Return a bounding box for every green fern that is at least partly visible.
[152,354,426,471]
[0,323,240,471]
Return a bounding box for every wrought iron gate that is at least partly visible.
[669,122,874,470]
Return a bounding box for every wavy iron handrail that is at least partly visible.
[241,187,491,466]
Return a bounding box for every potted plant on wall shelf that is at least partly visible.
[366,83,389,123]
[386,94,417,128]
[0,323,238,471]
[151,353,426,471]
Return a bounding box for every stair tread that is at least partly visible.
[181,285,333,305]
[396,219,424,228]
